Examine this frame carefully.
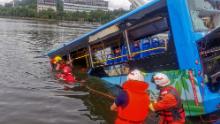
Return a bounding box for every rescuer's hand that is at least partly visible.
[149,102,155,112]
[110,102,118,111]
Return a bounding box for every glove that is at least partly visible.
[149,102,155,112]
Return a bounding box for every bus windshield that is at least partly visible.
[188,0,220,31]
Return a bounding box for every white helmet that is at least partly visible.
[127,69,145,82]
[153,73,170,87]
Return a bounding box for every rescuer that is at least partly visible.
[50,56,62,70]
[149,73,186,124]
[110,69,150,124]
[56,65,76,84]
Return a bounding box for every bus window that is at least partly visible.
[188,0,220,31]
[198,37,220,92]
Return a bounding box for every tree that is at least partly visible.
[1,0,129,23]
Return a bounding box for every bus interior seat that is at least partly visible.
[121,45,128,62]
[106,54,114,65]
[131,41,141,60]
[140,38,151,58]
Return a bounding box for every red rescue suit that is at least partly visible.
[56,73,76,84]
[153,86,185,124]
[115,80,150,124]
[56,65,76,84]
[62,73,76,84]
[56,63,67,71]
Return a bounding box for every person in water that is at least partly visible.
[149,73,186,124]
[51,56,75,84]
[50,56,62,71]
[55,60,68,72]
[110,69,150,124]
[51,55,72,72]
[56,65,77,84]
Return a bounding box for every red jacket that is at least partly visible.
[115,80,150,124]
[153,86,185,124]
[63,73,76,84]
[56,63,67,71]
[56,73,76,84]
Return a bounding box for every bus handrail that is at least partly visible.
[71,46,167,64]
[93,47,167,64]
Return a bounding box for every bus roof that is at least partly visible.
[47,0,166,58]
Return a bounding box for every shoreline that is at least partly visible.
[0,16,101,27]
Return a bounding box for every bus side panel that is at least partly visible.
[167,0,220,114]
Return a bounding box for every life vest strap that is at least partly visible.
[158,107,184,116]
[118,116,144,124]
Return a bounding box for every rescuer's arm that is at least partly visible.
[149,93,177,111]
[55,63,61,71]
[110,90,128,111]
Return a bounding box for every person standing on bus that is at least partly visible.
[110,69,150,124]
[149,73,185,124]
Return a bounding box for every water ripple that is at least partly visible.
[0,18,101,124]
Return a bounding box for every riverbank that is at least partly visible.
[57,21,100,29]
[0,16,101,28]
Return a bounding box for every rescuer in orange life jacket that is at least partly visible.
[110,69,150,124]
[149,73,186,124]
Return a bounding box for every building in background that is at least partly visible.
[37,0,57,12]
[63,0,108,12]
[128,0,145,10]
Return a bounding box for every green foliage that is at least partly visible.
[0,0,37,18]
[0,0,129,23]
[37,9,56,19]
[175,81,182,95]
[183,100,205,116]
[59,10,128,24]
[0,6,37,17]
[182,78,190,92]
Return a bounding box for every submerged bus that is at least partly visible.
[48,0,220,117]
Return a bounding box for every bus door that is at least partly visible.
[197,28,220,93]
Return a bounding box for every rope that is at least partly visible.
[85,86,115,100]
[85,86,159,123]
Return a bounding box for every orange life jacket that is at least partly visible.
[115,80,150,124]
[158,86,185,122]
